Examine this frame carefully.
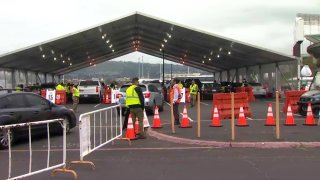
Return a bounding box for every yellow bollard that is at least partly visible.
[197,93,201,138]
[231,92,235,141]
[276,91,280,139]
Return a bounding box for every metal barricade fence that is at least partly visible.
[70,104,125,169]
[0,119,76,180]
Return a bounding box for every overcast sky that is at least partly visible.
[0,0,319,64]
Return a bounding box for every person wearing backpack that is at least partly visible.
[173,78,182,125]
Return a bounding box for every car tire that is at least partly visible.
[0,129,13,149]
[57,115,71,134]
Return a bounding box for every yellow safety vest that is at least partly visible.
[65,85,70,93]
[126,85,141,107]
[190,84,198,95]
[15,86,22,92]
[56,84,65,91]
[72,87,80,97]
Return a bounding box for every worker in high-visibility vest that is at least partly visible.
[55,82,65,91]
[189,80,198,107]
[125,77,146,139]
[15,84,23,92]
[178,80,183,89]
[71,84,80,112]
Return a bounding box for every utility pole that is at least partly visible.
[162,50,165,87]
[142,56,144,78]
[138,57,140,78]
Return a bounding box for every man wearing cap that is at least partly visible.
[126,77,146,139]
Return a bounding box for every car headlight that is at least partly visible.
[311,97,320,102]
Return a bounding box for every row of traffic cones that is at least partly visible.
[210,103,317,127]
[210,105,249,127]
[126,104,194,139]
[127,102,317,139]
[151,105,193,128]
[266,103,317,126]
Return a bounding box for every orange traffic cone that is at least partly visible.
[180,104,192,128]
[134,118,139,134]
[265,103,275,126]
[304,103,317,126]
[210,105,222,127]
[284,104,296,126]
[126,114,136,140]
[151,106,162,128]
[236,106,249,126]
[143,110,150,128]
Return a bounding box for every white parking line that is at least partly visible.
[94,103,101,108]
[180,113,194,122]
[200,102,210,106]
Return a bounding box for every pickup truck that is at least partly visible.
[78,80,102,103]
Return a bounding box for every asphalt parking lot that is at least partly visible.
[1,97,320,180]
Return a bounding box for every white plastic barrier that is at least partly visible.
[180,88,186,103]
[111,89,119,103]
[70,104,124,169]
[0,119,76,180]
[46,89,56,103]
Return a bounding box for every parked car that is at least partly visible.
[116,83,164,115]
[78,80,102,103]
[249,82,267,97]
[298,72,320,117]
[0,92,77,149]
[201,81,221,100]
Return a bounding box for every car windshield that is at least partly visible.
[249,83,262,86]
[149,83,162,89]
[119,85,147,93]
[79,81,99,86]
[202,83,214,88]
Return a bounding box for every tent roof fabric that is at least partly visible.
[0,12,295,75]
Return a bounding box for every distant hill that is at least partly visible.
[65,60,210,81]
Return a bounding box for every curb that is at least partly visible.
[147,129,320,149]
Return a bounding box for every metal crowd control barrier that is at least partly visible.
[70,104,126,169]
[0,119,76,180]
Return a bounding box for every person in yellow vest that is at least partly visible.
[178,80,183,89]
[15,84,23,92]
[126,77,146,139]
[189,80,198,107]
[55,82,65,91]
[71,84,80,112]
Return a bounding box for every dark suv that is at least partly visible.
[298,72,320,117]
[0,92,77,149]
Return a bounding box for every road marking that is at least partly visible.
[180,113,194,122]
[94,103,101,107]
[200,102,210,106]
[165,102,171,106]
